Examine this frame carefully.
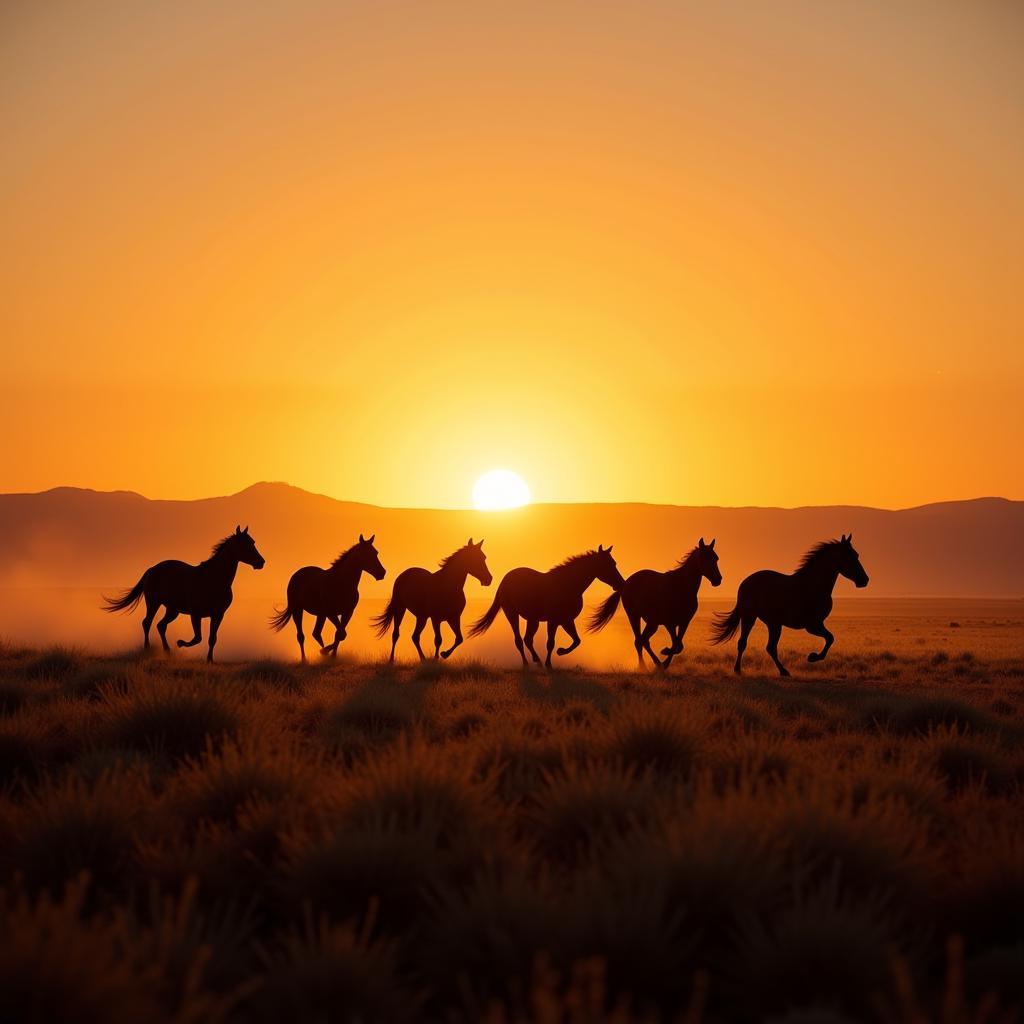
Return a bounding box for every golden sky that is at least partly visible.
[2,1,1022,509]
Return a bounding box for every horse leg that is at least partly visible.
[522,619,542,664]
[432,618,443,659]
[411,615,428,661]
[640,621,663,670]
[765,621,789,677]
[292,609,306,662]
[556,618,581,657]
[388,606,405,662]
[142,595,159,649]
[207,610,224,663]
[625,608,646,668]
[311,615,326,652]
[734,613,755,675]
[504,609,528,666]
[322,612,345,656]
[544,621,558,669]
[806,622,834,663]
[156,609,179,653]
[441,618,463,660]
[177,614,203,648]
[660,624,681,658]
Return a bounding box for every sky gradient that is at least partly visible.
[2,1,1022,509]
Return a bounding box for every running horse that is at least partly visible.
[270,534,386,660]
[588,538,722,669]
[102,526,266,662]
[372,539,492,661]
[711,534,869,676]
[469,546,625,668]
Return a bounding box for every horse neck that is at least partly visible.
[555,558,599,595]
[669,557,702,595]
[795,557,840,594]
[204,549,240,585]
[328,557,362,587]
[437,559,470,590]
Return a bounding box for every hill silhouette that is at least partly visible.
[0,483,1020,598]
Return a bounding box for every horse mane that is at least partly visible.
[329,541,365,570]
[796,539,843,572]
[551,549,599,572]
[674,545,702,571]
[439,543,474,569]
[208,534,239,560]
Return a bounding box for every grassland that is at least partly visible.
[0,639,1022,1023]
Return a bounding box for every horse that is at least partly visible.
[372,539,492,662]
[102,525,266,662]
[588,537,722,670]
[269,534,385,661]
[710,534,869,676]
[469,545,625,668]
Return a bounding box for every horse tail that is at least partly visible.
[101,573,147,613]
[710,604,742,645]
[268,604,293,632]
[587,590,622,633]
[468,584,504,638]
[370,596,398,639]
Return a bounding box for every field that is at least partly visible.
[1,612,1022,1022]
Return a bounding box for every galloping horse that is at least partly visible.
[588,538,722,670]
[372,539,492,662]
[711,534,869,676]
[269,534,385,660]
[102,526,266,662]
[469,546,625,668]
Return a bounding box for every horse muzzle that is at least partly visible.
[374,567,387,580]
[856,576,869,588]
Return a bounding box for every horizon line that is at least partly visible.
[1,481,1018,516]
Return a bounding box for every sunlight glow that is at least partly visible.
[472,469,531,511]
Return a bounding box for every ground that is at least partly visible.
[0,628,1022,1022]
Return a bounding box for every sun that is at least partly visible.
[472,469,531,511]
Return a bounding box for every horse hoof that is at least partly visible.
[556,647,569,656]
[808,653,820,662]
[441,651,451,660]
[779,668,791,677]
[176,640,186,648]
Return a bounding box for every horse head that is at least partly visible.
[595,544,626,590]
[357,533,387,580]
[838,534,869,588]
[231,525,265,570]
[462,538,493,586]
[698,537,722,587]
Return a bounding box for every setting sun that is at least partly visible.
[472,469,530,511]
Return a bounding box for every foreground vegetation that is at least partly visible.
[0,642,1022,1023]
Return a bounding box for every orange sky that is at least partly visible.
[2,1,1022,510]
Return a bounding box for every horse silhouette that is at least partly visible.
[372,539,492,662]
[469,546,625,668]
[588,538,721,670]
[711,534,869,676]
[269,534,385,661]
[102,525,265,662]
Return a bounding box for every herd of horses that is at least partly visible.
[103,526,870,675]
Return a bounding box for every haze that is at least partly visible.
[2,1,1022,509]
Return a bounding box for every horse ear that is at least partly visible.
[368,534,375,544]
[847,533,853,544]
[597,544,605,553]
[606,545,613,555]
[359,534,365,543]
[478,538,484,548]
[710,538,716,549]
[243,526,249,535]
[699,537,706,548]
[235,525,241,534]
[467,537,473,547]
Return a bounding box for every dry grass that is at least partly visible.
[0,645,1021,1022]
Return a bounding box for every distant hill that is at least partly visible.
[0,483,1020,598]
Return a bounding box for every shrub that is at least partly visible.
[25,647,82,681]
